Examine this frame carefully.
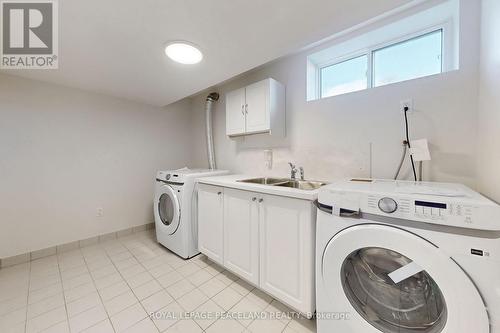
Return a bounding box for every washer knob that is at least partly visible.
[378,197,398,214]
[166,174,171,180]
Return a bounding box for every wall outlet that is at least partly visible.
[96,208,104,217]
[400,99,413,113]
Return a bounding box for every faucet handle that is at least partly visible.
[299,167,304,180]
[288,162,297,180]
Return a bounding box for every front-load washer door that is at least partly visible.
[321,224,488,333]
[154,185,180,235]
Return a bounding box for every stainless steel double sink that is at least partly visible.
[237,177,327,190]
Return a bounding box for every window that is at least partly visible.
[373,30,443,87]
[306,0,459,101]
[320,55,368,98]
[317,29,444,98]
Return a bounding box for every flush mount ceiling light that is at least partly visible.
[164,42,203,64]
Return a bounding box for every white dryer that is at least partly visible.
[316,179,500,333]
[154,168,228,259]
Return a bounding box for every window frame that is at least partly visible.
[371,27,444,88]
[318,53,369,99]
[315,21,451,99]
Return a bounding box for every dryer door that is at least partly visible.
[154,184,180,235]
[321,224,488,333]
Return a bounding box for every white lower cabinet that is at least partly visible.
[197,184,315,315]
[223,188,259,285]
[197,184,224,265]
[258,194,315,316]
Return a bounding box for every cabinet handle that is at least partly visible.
[245,104,248,114]
[217,192,222,195]
[258,198,263,203]
[252,197,257,201]
[241,105,245,115]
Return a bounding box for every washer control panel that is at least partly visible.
[319,180,499,231]
[366,195,478,228]
[156,171,184,184]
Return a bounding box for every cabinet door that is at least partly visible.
[259,194,315,315]
[197,184,224,265]
[245,79,270,134]
[223,188,259,285]
[225,88,246,136]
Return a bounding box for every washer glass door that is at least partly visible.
[156,185,180,235]
[321,224,489,333]
[342,247,446,333]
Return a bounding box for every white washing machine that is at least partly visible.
[316,179,500,333]
[154,168,228,259]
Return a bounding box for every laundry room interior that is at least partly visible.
[0,0,499,332]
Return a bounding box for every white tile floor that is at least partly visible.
[0,230,316,333]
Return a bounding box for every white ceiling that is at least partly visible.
[4,0,412,106]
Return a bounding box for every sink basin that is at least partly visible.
[238,177,327,190]
[237,177,289,185]
[274,180,327,190]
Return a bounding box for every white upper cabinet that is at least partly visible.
[225,78,285,137]
[225,88,246,136]
[245,80,269,133]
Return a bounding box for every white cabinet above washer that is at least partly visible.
[225,78,285,137]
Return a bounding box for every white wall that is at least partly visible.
[190,0,481,187]
[476,0,500,203]
[0,0,489,259]
[0,74,194,258]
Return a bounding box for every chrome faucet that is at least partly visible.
[288,162,298,180]
[299,167,304,181]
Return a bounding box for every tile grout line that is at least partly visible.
[189,270,231,332]
[41,251,73,333]
[20,260,62,326]
[115,233,177,332]
[203,268,287,332]
[168,259,242,331]
[119,232,219,332]
[29,241,198,331]
[3,231,310,333]
[0,258,64,332]
[39,246,230,332]
[103,235,160,332]
[151,254,218,332]
[81,245,118,333]
[24,261,32,333]
[177,260,255,332]
[0,223,154,269]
